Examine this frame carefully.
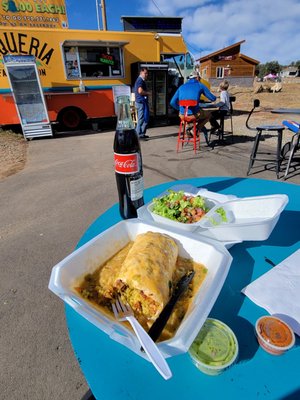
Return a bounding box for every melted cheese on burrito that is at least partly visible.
[97,242,133,299]
[114,231,178,321]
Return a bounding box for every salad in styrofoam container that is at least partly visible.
[147,190,226,232]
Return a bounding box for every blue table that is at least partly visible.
[66,177,300,400]
[271,108,300,115]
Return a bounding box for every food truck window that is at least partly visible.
[63,45,123,79]
[185,52,194,70]
[161,53,194,80]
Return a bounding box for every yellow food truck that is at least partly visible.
[0,16,194,130]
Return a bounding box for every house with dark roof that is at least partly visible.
[197,40,259,87]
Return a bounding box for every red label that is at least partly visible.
[114,152,139,174]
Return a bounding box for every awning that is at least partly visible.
[62,40,129,47]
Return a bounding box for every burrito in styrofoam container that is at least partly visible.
[48,219,232,360]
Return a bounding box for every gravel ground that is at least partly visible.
[0,131,27,179]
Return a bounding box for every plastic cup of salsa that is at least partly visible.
[188,318,239,375]
[255,315,295,355]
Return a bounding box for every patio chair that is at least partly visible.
[281,120,300,180]
[208,96,235,144]
[245,99,285,179]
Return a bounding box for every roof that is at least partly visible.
[197,40,259,64]
[197,41,245,62]
[281,66,298,72]
[240,53,260,65]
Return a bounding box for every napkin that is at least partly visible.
[242,249,300,336]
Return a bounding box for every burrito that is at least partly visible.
[113,231,178,321]
[97,242,133,299]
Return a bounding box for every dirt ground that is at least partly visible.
[0,130,27,179]
[1,79,299,180]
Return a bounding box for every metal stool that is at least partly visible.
[177,100,200,154]
[246,99,285,178]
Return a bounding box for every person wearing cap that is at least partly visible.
[170,71,217,143]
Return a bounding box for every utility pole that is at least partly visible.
[100,0,107,31]
[95,0,107,30]
[95,0,100,30]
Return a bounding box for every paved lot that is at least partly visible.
[1,125,299,400]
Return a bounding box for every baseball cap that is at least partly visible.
[188,71,199,79]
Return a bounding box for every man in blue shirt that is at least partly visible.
[134,67,150,140]
[170,71,216,143]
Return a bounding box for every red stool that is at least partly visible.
[177,100,200,153]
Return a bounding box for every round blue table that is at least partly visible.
[271,108,300,114]
[66,177,300,400]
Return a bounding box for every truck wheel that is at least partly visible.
[58,107,85,130]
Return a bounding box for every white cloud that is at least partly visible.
[144,0,300,64]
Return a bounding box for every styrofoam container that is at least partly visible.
[146,192,219,232]
[48,219,232,360]
[197,194,288,241]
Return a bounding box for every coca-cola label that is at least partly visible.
[114,152,139,174]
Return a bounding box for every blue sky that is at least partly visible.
[66,0,300,65]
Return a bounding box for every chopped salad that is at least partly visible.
[151,190,210,224]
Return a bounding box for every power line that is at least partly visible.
[150,0,203,55]
[185,41,203,55]
[151,0,164,15]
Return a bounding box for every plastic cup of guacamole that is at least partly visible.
[188,318,239,375]
[255,315,295,355]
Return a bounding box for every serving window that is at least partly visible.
[63,43,124,79]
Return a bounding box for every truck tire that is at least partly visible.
[58,107,86,130]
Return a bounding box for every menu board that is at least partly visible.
[0,0,68,29]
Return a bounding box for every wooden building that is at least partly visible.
[197,40,259,87]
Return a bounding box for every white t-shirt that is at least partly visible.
[220,90,230,111]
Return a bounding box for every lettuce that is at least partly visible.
[151,190,210,223]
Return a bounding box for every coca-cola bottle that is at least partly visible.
[113,95,144,219]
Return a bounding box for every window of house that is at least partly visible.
[202,67,208,78]
[216,67,224,79]
[63,44,124,79]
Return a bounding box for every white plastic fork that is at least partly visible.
[112,297,172,380]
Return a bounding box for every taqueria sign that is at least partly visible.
[0,0,68,29]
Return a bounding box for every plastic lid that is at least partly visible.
[256,316,295,350]
[189,318,238,367]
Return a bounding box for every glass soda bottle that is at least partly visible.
[113,95,144,219]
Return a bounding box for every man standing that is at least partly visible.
[134,67,150,140]
[170,71,217,143]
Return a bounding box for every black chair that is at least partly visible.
[209,96,235,143]
[220,95,235,140]
[246,99,285,178]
